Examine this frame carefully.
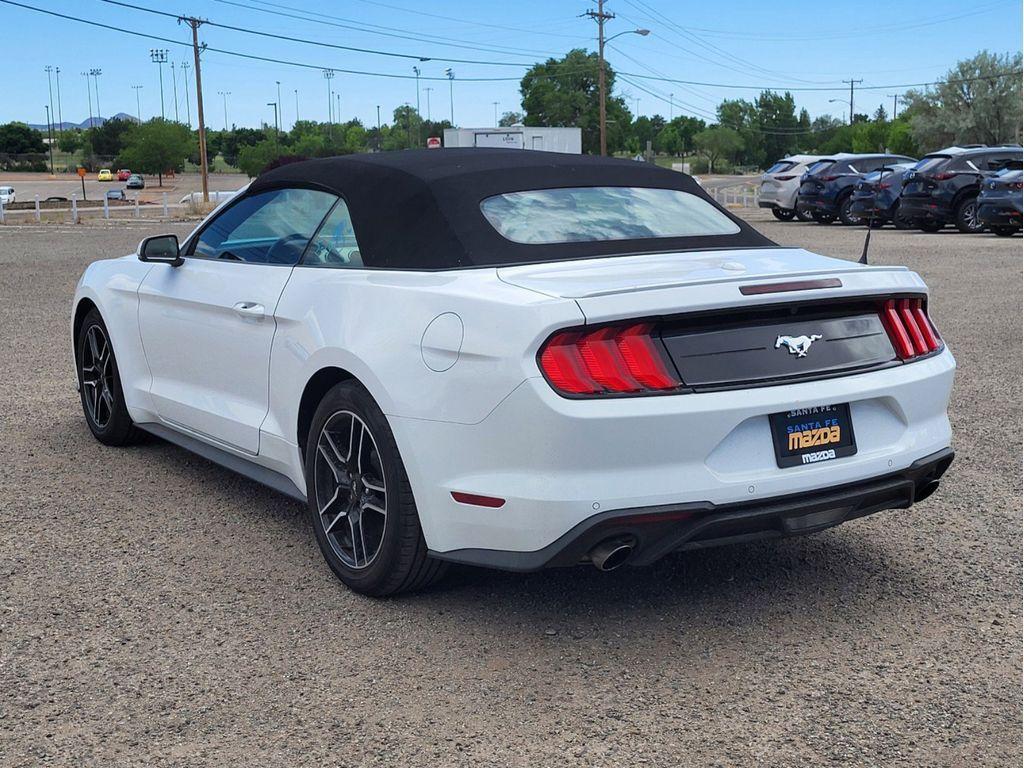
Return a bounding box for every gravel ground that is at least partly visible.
[1,215,1020,767]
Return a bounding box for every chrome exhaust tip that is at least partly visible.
[589,538,635,572]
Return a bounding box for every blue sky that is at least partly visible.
[1,0,1020,131]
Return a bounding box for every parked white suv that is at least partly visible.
[758,155,823,221]
[0,186,15,205]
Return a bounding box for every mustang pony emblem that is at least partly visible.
[775,333,822,357]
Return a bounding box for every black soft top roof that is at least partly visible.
[248,148,775,269]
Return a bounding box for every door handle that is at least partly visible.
[233,301,266,318]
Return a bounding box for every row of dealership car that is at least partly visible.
[759,145,1023,236]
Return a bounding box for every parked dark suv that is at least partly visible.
[977,169,1022,236]
[848,162,916,228]
[796,153,916,225]
[898,145,1023,233]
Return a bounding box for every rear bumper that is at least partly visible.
[796,195,839,216]
[978,201,1022,227]
[849,198,891,220]
[433,447,954,571]
[899,197,953,223]
[394,349,956,557]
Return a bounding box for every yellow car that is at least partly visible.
[97,169,113,182]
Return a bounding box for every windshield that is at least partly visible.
[480,187,740,244]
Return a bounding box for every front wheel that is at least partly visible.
[770,207,796,221]
[955,197,984,234]
[990,225,1020,237]
[305,381,447,596]
[76,309,138,446]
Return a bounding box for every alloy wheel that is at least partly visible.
[81,325,115,429]
[961,201,980,231]
[314,410,388,570]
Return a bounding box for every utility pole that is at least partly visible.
[218,91,230,130]
[180,61,191,127]
[90,69,103,124]
[585,0,613,155]
[323,69,335,138]
[44,66,55,137]
[55,67,64,134]
[81,71,94,129]
[843,78,862,125]
[886,93,899,120]
[170,62,179,122]
[132,84,143,123]
[151,49,168,119]
[424,87,433,121]
[445,68,454,125]
[180,16,209,202]
[413,66,421,116]
[267,102,278,142]
[44,105,54,175]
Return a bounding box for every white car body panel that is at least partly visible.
[759,155,850,210]
[72,183,955,564]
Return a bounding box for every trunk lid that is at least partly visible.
[497,247,922,323]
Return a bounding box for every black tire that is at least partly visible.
[918,220,944,233]
[812,212,835,224]
[795,208,814,222]
[892,207,914,230]
[76,309,139,446]
[955,196,984,234]
[838,196,862,226]
[305,381,447,597]
[770,207,796,221]
[990,225,1020,237]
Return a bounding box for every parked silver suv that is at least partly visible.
[758,155,825,221]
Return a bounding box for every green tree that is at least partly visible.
[520,48,632,154]
[903,50,1023,148]
[753,90,800,166]
[498,111,523,127]
[0,122,46,153]
[57,130,82,154]
[717,98,761,166]
[237,139,285,177]
[693,126,743,173]
[85,117,136,157]
[117,119,195,186]
[220,127,268,166]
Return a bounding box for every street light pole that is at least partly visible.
[170,62,179,122]
[424,87,432,121]
[267,102,278,145]
[89,69,103,124]
[276,80,282,127]
[322,69,335,138]
[44,66,55,137]
[81,71,94,129]
[44,105,54,175]
[493,101,499,125]
[150,49,168,119]
[132,85,143,123]
[294,89,299,124]
[218,91,230,130]
[445,68,454,125]
[55,66,64,134]
[376,104,381,151]
[886,93,900,119]
[180,61,191,127]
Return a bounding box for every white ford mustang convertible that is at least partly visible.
[72,149,955,595]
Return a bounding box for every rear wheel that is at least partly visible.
[770,207,796,221]
[893,208,914,230]
[838,196,863,226]
[990,224,1020,237]
[76,309,139,446]
[795,208,814,222]
[955,197,984,234]
[305,381,447,596]
[812,212,835,224]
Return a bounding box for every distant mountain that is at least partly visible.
[25,112,139,131]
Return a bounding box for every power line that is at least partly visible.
[98,0,540,66]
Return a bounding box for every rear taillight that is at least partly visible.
[1009,182,1023,190]
[879,298,943,360]
[931,172,957,181]
[538,322,681,396]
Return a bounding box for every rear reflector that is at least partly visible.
[539,322,681,397]
[451,492,506,508]
[879,297,942,360]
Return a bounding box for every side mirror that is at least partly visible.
[138,234,182,266]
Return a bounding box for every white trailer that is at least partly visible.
[442,126,582,154]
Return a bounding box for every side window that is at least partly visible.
[986,153,1020,171]
[852,158,884,173]
[301,199,364,268]
[191,188,337,265]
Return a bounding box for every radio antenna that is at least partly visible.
[860,164,888,265]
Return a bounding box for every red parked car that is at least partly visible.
[116,169,132,181]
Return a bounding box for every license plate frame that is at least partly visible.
[769,403,857,468]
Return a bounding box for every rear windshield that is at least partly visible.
[913,155,950,172]
[805,160,836,176]
[765,161,797,174]
[480,187,740,244]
